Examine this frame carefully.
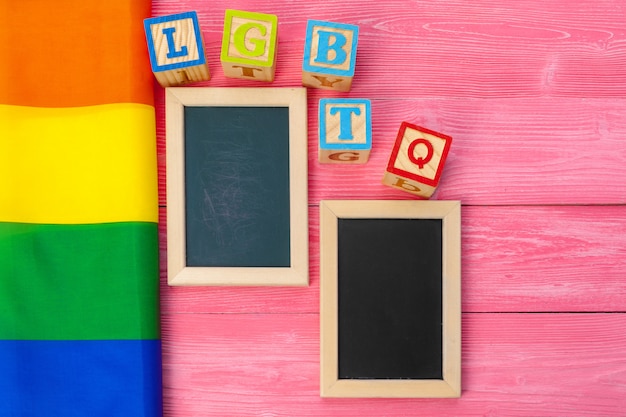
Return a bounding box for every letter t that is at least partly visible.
[329,106,361,140]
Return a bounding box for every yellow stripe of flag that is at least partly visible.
[0,103,158,224]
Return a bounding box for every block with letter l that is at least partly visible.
[144,11,210,87]
[382,122,452,198]
[319,98,371,164]
[221,9,278,82]
[303,20,359,92]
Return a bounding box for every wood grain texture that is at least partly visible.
[158,96,626,206]
[160,204,626,313]
[151,0,626,98]
[161,313,626,416]
[153,0,626,414]
[308,98,626,205]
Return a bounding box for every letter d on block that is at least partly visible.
[392,177,421,193]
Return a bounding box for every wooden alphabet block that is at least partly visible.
[303,20,359,92]
[319,98,371,164]
[144,11,210,87]
[220,10,278,82]
[382,122,452,198]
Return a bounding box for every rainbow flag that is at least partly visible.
[0,2,162,415]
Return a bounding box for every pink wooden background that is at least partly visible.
[153,0,626,415]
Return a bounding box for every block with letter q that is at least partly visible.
[382,122,452,198]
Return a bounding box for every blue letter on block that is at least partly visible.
[144,11,206,73]
[329,106,361,140]
[319,98,371,149]
[315,31,348,66]
[162,27,189,59]
[304,20,359,77]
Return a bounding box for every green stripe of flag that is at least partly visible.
[0,222,159,340]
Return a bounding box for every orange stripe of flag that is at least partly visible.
[0,1,155,108]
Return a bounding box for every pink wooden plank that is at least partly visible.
[153,0,626,204]
[159,205,626,314]
[462,205,626,312]
[161,312,626,416]
[150,0,626,98]
[157,95,626,206]
[307,98,626,205]
[151,1,626,414]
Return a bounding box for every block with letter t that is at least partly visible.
[144,11,210,87]
[303,20,359,92]
[220,9,278,82]
[382,122,453,198]
[319,98,371,164]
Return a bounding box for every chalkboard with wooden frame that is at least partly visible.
[320,200,461,398]
[166,87,309,286]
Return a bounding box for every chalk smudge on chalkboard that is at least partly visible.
[184,106,291,268]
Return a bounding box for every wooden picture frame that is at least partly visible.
[320,200,461,397]
[166,87,309,286]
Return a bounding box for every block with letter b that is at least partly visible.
[303,20,359,92]
[319,98,372,164]
[382,122,452,198]
[221,9,278,82]
[144,11,210,87]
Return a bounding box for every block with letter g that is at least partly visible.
[221,9,278,82]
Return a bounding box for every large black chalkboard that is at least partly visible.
[184,106,291,268]
[337,218,443,380]
[166,87,309,286]
[320,200,461,398]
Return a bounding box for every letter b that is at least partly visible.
[315,30,347,65]
[303,20,359,92]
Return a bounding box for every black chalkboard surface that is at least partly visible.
[338,218,443,380]
[184,106,290,268]
[166,88,309,286]
[320,200,461,398]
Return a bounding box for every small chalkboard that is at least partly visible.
[320,200,461,398]
[166,87,308,286]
